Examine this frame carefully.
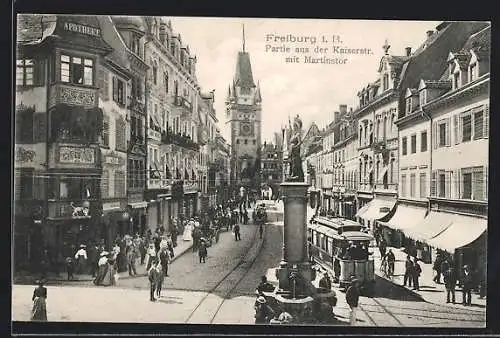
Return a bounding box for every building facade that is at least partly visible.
[260,140,283,200]
[226,31,263,199]
[15,15,113,269]
[97,16,133,245]
[111,16,149,236]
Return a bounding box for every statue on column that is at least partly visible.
[287,115,304,182]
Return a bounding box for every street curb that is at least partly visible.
[374,271,486,313]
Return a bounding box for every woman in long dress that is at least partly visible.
[94,252,109,285]
[31,280,47,321]
[183,221,193,241]
[102,258,116,286]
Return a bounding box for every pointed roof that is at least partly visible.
[234,51,256,88]
[254,81,262,102]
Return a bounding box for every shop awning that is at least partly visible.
[355,203,371,218]
[379,204,427,231]
[359,197,396,221]
[403,211,453,243]
[128,201,148,209]
[426,214,487,254]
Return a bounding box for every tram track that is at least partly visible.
[184,222,268,324]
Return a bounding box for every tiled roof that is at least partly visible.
[398,21,490,92]
[422,80,452,90]
[234,51,256,88]
[97,16,129,70]
[461,25,491,54]
[16,14,57,43]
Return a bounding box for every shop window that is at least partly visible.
[60,54,94,86]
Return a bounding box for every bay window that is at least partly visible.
[60,54,94,86]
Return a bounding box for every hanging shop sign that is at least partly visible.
[59,146,95,164]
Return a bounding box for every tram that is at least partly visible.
[308,217,375,296]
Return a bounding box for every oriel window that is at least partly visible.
[60,54,94,86]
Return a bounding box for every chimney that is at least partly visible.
[334,111,340,123]
[405,47,412,56]
[426,30,434,38]
[339,104,347,115]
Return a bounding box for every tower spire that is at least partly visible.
[242,23,246,52]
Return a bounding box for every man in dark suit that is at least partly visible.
[444,266,456,303]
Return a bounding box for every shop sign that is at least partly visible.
[103,201,121,211]
[59,146,95,164]
[379,207,391,213]
[63,22,101,37]
[104,155,124,166]
[16,147,36,163]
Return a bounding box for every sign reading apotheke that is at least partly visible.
[59,146,95,164]
[63,22,101,37]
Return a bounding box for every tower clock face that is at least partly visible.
[240,122,253,136]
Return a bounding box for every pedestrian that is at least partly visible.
[412,257,421,291]
[403,255,414,288]
[148,257,160,302]
[171,223,178,248]
[139,237,147,265]
[379,238,387,259]
[333,258,341,282]
[198,240,208,263]
[433,252,443,284]
[65,257,74,281]
[444,266,456,304]
[234,223,241,241]
[126,244,137,277]
[146,243,156,271]
[254,296,275,324]
[319,272,332,291]
[385,249,396,276]
[461,265,473,306]
[345,276,360,326]
[259,223,263,239]
[74,244,87,274]
[155,260,165,299]
[158,246,170,278]
[243,210,249,225]
[256,275,275,294]
[31,279,47,321]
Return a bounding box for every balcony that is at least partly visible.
[48,83,98,109]
[161,130,200,151]
[357,182,374,193]
[173,96,193,116]
[47,199,99,220]
[147,178,174,190]
[374,183,398,195]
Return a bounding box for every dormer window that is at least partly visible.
[406,97,412,114]
[469,62,478,82]
[382,73,389,91]
[453,71,460,89]
[419,90,427,107]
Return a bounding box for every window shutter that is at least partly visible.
[445,171,452,198]
[473,167,484,201]
[473,108,483,140]
[445,118,451,146]
[112,76,118,102]
[453,169,460,199]
[433,122,438,149]
[453,114,460,145]
[483,104,489,138]
[34,59,46,86]
[14,170,21,200]
[98,68,109,101]
[484,165,488,200]
[33,112,46,143]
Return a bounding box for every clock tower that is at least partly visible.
[226,24,263,196]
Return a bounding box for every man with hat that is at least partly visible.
[345,275,360,326]
[74,244,87,275]
[94,251,109,285]
[254,296,275,324]
[461,264,473,306]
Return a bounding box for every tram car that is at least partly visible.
[308,218,375,296]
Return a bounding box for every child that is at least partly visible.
[65,257,74,281]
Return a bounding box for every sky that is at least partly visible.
[167,18,441,143]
